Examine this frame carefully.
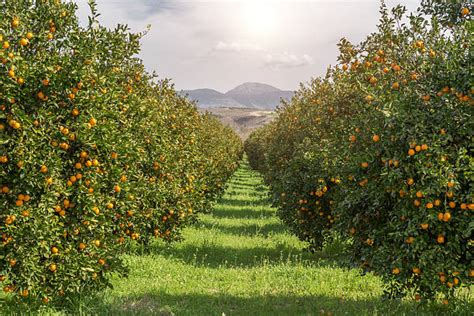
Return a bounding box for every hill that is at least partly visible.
[181,82,293,110]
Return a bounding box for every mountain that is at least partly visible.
[180,82,294,109]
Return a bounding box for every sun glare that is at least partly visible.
[242,2,277,37]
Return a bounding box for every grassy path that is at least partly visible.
[5,161,471,315]
[88,160,468,316]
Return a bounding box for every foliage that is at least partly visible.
[0,0,241,304]
[246,1,473,301]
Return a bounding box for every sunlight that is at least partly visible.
[242,2,277,37]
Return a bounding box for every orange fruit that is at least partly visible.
[420,223,429,230]
[49,263,57,272]
[442,212,451,222]
[11,18,20,28]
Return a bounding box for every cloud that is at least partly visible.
[214,41,263,52]
[263,52,314,69]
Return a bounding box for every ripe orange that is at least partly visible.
[392,267,400,275]
[49,263,57,272]
[11,18,20,28]
[437,235,445,244]
[442,212,451,222]
[372,135,380,142]
[408,149,415,156]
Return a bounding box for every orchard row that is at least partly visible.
[0,0,242,303]
[245,2,472,302]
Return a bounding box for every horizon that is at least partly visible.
[74,0,420,92]
[182,81,293,93]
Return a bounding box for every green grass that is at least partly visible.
[1,161,472,315]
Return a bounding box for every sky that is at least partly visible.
[73,0,421,92]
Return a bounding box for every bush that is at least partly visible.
[0,0,241,304]
[247,1,473,301]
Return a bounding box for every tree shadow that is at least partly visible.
[211,207,275,219]
[146,240,340,269]
[198,221,286,237]
[216,197,272,208]
[82,291,470,316]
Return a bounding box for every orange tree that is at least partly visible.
[0,0,241,304]
[247,1,473,301]
[244,124,272,174]
[194,113,243,211]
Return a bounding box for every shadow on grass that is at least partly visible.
[198,221,286,237]
[211,207,275,219]
[216,197,272,208]
[11,291,469,316]
[146,240,340,269]
[99,292,473,316]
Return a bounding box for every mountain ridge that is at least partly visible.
[180,82,294,110]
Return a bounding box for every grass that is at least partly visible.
[1,160,472,315]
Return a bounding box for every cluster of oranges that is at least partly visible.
[246,3,472,303]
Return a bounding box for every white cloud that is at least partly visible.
[264,52,313,69]
[214,41,263,52]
